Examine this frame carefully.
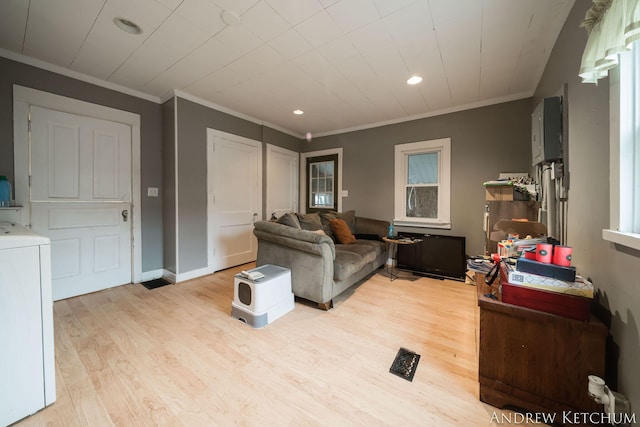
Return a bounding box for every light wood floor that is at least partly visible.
[17,264,523,426]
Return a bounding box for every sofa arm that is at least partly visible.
[354,217,390,238]
[253,220,336,304]
[253,221,335,259]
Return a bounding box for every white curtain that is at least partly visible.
[579,0,640,83]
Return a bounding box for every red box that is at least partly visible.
[501,281,592,321]
[498,263,591,321]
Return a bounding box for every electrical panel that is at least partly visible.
[531,96,562,165]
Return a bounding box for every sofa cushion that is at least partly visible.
[296,212,322,231]
[276,212,301,228]
[333,250,368,281]
[330,219,356,244]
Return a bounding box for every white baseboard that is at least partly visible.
[163,269,177,283]
[141,269,164,282]
[174,266,215,283]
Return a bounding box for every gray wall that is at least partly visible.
[0,57,163,273]
[535,0,640,411]
[170,97,302,274]
[304,99,533,255]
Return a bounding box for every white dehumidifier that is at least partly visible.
[231,264,293,328]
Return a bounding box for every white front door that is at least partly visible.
[266,144,299,219]
[29,106,132,300]
[207,129,262,271]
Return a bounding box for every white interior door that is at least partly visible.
[207,129,262,271]
[30,106,132,300]
[266,144,299,219]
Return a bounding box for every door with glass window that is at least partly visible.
[306,154,338,213]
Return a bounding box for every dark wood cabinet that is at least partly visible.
[475,274,607,421]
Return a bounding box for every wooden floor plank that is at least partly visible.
[16,264,534,426]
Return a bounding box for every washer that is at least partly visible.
[0,222,55,425]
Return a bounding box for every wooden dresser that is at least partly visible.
[475,273,607,419]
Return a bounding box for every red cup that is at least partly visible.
[536,243,553,263]
[523,248,537,260]
[553,245,572,267]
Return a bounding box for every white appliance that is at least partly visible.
[232,264,293,328]
[0,222,55,426]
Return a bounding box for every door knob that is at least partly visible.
[122,209,128,222]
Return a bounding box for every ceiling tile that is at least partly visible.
[315,36,359,63]
[227,45,287,76]
[268,29,314,60]
[319,0,339,7]
[153,0,183,10]
[209,0,260,15]
[427,0,482,26]
[294,10,344,47]
[186,66,247,98]
[292,51,339,84]
[382,1,434,48]
[215,24,264,58]
[372,0,419,18]
[242,1,290,42]
[174,0,226,36]
[348,20,395,54]
[107,0,174,32]
[71,4,150,80]
[265,0,324,26]
[327,0,380,33]
[23,0,104,67]
[0,0,29,52]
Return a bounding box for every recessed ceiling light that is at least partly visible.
[113,17,143,35]
[293,109,304,115]
[407,75,423,85]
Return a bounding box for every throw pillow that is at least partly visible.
[296,212,322,231]
[276,212,301,229]
[330,219,356,244]
[319,210,356,234]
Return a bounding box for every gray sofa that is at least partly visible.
[253,212,389,310]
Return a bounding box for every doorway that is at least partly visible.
[13,86,142,300]
[207,129,262,271]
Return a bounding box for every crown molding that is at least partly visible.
[0,48,161,104]
[311,91,534,138]
[170,89,304,139]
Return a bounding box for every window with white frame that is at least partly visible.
[394,138,451,229]
[604,40,640,250]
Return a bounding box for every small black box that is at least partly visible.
[515,258,577,282]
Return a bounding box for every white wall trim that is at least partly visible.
[163,269,177,283]
[141,269,165,282]
[175,266,215,283]
[299,148,343,213]
[12,85,143,284]
[173,96,180,276]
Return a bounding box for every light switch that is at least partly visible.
[341,190,349,197]
[147,187,159,197]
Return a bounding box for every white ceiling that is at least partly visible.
[0,0,575,137]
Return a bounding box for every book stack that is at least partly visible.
[501,257,594,321]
